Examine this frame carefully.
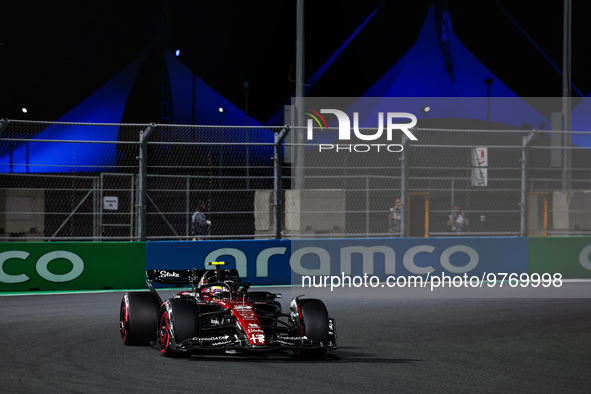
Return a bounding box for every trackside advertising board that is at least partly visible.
[0,243,145,291]
[5,238,588,292]
[146,238,528,285]
[529,237,591,279]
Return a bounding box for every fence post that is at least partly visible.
[365,176,370,237]
[400,134,410,237]
[520,130,538,236]
[138,123,155,241]
[274,127,290,239]
[93,177,99,241]
[185,177,191,237]
[0,118,9,140]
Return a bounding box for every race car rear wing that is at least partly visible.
[146,262,239,286]
[145,263,247,300]
[146,269,207,286]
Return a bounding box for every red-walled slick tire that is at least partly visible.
[294,298,330,358]
[158,298,200,357]
[120,292,160,346]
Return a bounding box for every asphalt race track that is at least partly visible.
[1,284,590,393]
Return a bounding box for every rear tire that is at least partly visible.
[158,298,200,357]
[120,292,160,346]
[294,299,329,358]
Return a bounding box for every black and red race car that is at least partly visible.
[119,262,337,357]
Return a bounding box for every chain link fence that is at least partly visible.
[141,124,277,239]
[1,119,590,241]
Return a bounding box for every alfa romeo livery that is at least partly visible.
[119,262,337,358]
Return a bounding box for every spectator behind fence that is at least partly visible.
[191,200,211,240]
[447,205,469,233]
[388,198,402,236]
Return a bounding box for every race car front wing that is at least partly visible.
[154,319,337,353]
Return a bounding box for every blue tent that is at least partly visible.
[355,5,549,129]
[164,50,262,127]
[1,51,148,173]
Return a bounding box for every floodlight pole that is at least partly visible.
[244,81,250,189]
[561,0,572,191]
[295,0,305,190]
[485,78,493,122]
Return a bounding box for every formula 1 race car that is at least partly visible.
[119,262,337,357]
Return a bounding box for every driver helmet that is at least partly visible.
[206,285,223,298]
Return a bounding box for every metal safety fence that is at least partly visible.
[1,119,590,241]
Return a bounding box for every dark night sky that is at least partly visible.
[2,0,590,124]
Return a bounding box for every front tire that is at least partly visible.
[158,298,200,357]
[294,299,330,358]
[120,292,160,346]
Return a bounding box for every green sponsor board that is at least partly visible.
[0,243,145,291]
[529,237,591,279]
